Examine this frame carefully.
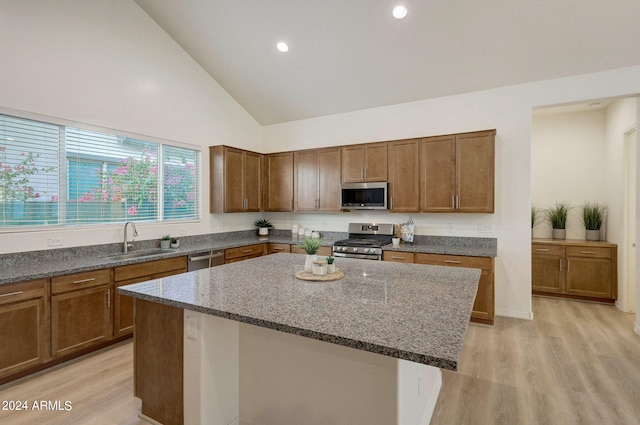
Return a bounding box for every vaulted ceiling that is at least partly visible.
[135,0,640,125]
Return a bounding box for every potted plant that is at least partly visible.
[299,237,324,272]
[254,218,273,236]
[546,202,569,240]
[170,237,180,248]
[326,256,336,273]
[160,234,171,249]
[582,202,606,241]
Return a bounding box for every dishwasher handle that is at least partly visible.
[189,252,223,262]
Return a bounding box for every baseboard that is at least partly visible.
[495,308,534,320]
[138,413,163,425]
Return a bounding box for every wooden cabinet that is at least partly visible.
[0,279,49,380]
[114,256,187,337]
[341,142,387,182]
[388,139,420,212]
[294,147,341,212]
[225,244,266,263]
[382,251,415,263]
[210,146,262,213]
[51,269,112,358]
[415,253,495,325]
[420,130,495,213]
[532,240,618,302]
[268,243,291,254]
[290,245,332,256]
[265,152,294,211]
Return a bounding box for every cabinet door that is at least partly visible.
[566,257,613,298]
[268,243,291,254]
[266,152,294,211]
[244,151,262,211]
[341,145,365,182]
[316,147,341,211]
[364,143,388,182]
[388,139,419,212]
[294,150,318,211]
[51,285,111,358]
[420,135,456,212]
[531,245,565,294]
[0,280,48,379]
[223,147,245,212]
[382,251,415,263]
[456,131,495,213]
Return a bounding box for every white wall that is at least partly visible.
[262,67,640,321]
[531,109,608,239]
[0,0,262,253]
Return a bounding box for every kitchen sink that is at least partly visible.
[101,249,174,260]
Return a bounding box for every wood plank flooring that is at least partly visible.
[0,297,638,425]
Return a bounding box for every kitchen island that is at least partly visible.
[119,253,480,425]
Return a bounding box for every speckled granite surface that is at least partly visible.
[118,254,480,371]
[0,230,495,286]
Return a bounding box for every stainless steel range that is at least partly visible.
[332,223,395,260]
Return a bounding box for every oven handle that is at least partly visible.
[333,252,381,260]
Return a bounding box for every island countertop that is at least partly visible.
[118,253,480,371]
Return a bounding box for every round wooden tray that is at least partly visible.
[295,268,344,282]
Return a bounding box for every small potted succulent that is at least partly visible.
[160,234,171,249]
[299,237,324,272]
[546,202,569,240]
[326,256,336,273]
[582,202,606,241]
[254,218,273,236]
[170,237,180,248]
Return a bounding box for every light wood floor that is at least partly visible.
[0,297,638,425]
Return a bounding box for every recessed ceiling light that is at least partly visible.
[393,5,408,19]
[276,41,289,53]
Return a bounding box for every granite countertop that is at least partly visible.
[0,230,496,286]
[118,253,480,371]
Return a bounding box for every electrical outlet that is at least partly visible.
[47,238,62,247]
[478,224,493,233]
[186,315,197,340]
[178,228,187,236]
[447,224,455,232]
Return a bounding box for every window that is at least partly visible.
[0,113,200,230]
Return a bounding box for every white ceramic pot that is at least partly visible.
[585,229,600,241]
[304,254,317,272]
[552,228,566,240]
[259,227,269,236]
[160,240,171,249]
[327,264,336,274]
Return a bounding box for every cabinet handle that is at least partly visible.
[456,195,459,209]
[580,251,597,254]
[391,256,406,260]
[273,247,284,251]
[559,259,562,272]
[390,197,393,209]
[567,259,570,272]
[106,288,111,308]
[452,196,455,209]
[71,277,96,285]
[362,168,365,180]
[535,248,550,252]
[444,260,461,264]
[0,291,23,298]
[242,249,253,253]
[290,199,293,210]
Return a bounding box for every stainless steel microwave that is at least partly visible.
[340,182,388,210]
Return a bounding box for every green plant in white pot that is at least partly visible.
[299,237,324,272]
[254,218,273,236]
[547,202,569,240]
[582,202,606,241]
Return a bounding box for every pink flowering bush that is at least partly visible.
[0,147,54,201]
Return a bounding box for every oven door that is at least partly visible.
[332,250,381,260]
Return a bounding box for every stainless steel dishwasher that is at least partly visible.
[187,250,224,271]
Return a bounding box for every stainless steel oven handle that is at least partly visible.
[333,252,380,260]
[189,253,224,262]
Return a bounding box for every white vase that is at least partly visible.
[585,229,600,241]
[304,254,316,272]
[327,264,336,274]
[259,227,269,236]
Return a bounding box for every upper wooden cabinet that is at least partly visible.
[210,146,262,213]
[265,152,294,211]
[294,147,341,212]
[420,130,495,213]
[388,139,420,212]
[341,142,387,182]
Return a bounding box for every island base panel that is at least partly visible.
[184,310,442,425]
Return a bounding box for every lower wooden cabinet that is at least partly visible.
[0,279,49,380]
[268,243,291,254]
[225,244,266,263]
[51,269,112,358]
[532,240,617,302]
[290,245,332,256]
[383,251,495,325]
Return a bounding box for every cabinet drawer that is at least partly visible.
[225,244,265,260]
[115,256,187,282]
[532,244,565,256]
[0,279,47,305]
[415,253,492,270]
[268,243,291,254]
[290,245,332,256]
[51,269,111,295]
[382,251,415,263]
[566,246,611,259]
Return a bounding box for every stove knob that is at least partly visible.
[352,247,358,252]
[363,248,370,253]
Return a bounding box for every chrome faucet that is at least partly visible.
[124,221,138,253]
